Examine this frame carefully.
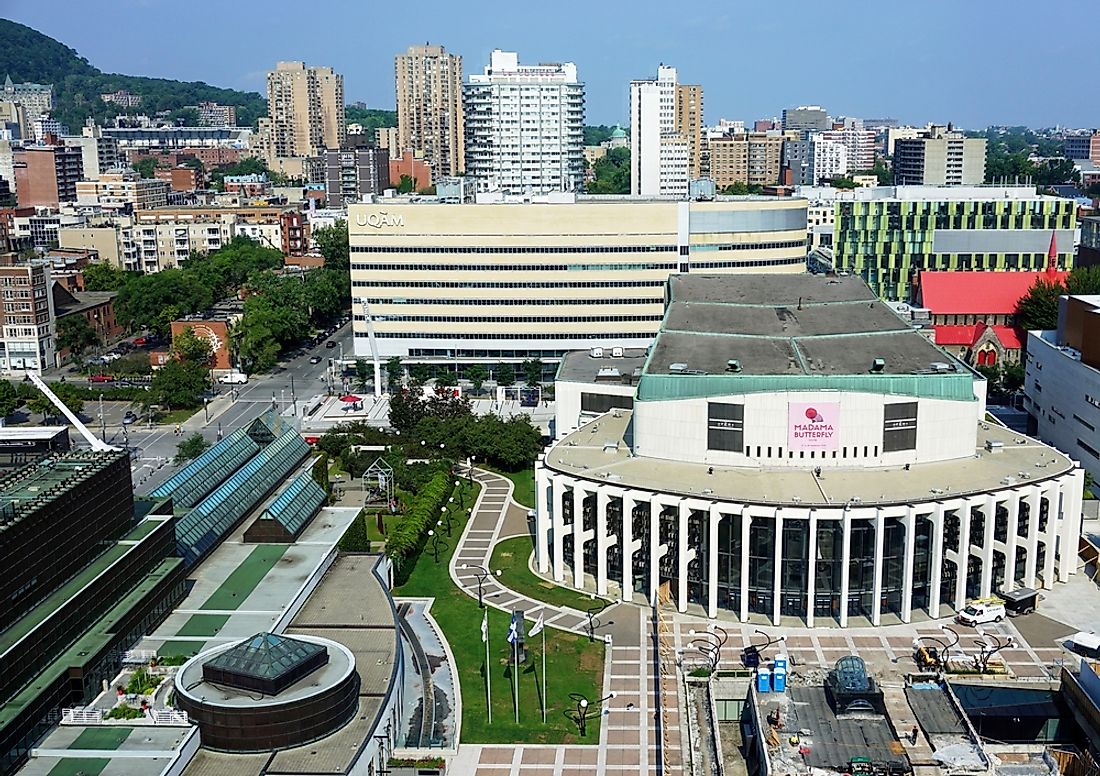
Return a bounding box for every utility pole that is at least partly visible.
[99,393,105,440]
[290,374,297,416]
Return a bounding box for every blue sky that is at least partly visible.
[3,0,1094,129]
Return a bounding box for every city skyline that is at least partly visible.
[3,0,1097,129]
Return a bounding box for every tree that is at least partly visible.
[587,147,630,194]
[132,157,159,178]
[388,388,427,432]
[1016,277,1065,331]
[385,356,403,392]
[1067,266,1100,295]
[312,221,350,274]
[465,363,488,395]
[495,362,515,387]
[408,363,432,387]
[174,433,209,463]
[521,358,544,386]
[355,358,370,390]
[829,176,858,190]
[82,263,130,292]
[57,315,98,356]
[0,380,18,419]
[1033,158,1079,187]
[1003,362,1025,392]
[26,391,53,422]
[1087,182,1100,199]
[855,161,892,186]
[397,174,416,194]
[172,326,213,366]
[150,359,208,409]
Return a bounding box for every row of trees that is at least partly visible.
[385,357,545,393]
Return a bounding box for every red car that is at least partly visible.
[134,336,152,346]
[89,374,115,383]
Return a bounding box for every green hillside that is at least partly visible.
[0,18,267,128]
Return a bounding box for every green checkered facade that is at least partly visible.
[833,198,1077,301]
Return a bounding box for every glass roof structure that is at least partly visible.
[202,632,329,696]
[258,474,327,538]
[149,426,259,508]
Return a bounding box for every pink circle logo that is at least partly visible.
[805,407,819,421]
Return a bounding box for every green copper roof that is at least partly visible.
[635,372,977,402]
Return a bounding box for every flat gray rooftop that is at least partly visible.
[557,348,648,384]
[648,274,955,377]
[546,410,1074,508]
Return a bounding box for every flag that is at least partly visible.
[506,611,519,644]
[529,613,544,638]
[481,610,488,643]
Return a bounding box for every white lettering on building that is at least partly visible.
[356,212,405,228]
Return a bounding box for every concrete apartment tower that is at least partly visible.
[630,65,702,197]
[463,50,585,194]
[261,62,345,161]
[893,124,987,185]
[395,44,465,179]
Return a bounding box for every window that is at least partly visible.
[707,403,744,452]
[1078,439,1099,459]
[580,392,633,414]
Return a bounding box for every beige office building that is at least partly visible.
[260,61,345,161]
[676,84,704,179]
[894,125,986,186]
[76,171,169,210]
[395,45,464,178]
[348,197,808,366]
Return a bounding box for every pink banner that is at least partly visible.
[788,402,839,451]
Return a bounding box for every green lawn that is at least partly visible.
[71,727,131,750]
[175,613,230,637]
[200,545,288,610]
[490,536,609,613]
[157,408,197,426]
[47,759,109,776]
[395,480,604,744]
[486,465,535,508]
[155,640,203,659]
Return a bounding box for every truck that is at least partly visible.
[955,596,1006,626]
[219,372,248,385]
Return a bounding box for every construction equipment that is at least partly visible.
[25,371,119,452]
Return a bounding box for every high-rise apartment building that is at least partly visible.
[1,76,53,124]
[464,50,585,195]
[809,135,848,183]
[259,61,345,162]
[75,170,169,210]
[781,105,830,133]
[630,65,701,197]
[707,131,788,188]
[0,256,56,373]
[885,126,922,157]
[63,123,120,181]
[12,143,83,208]
[395,45,464,178]
[193,102,238,127]
[815,126,876,172]
[323,147,390,206]
[893,125,986,186]
[1063,130,1100,163]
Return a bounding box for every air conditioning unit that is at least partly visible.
[590,347,604,358]
[611,346,624,358]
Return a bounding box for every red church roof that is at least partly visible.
[919,270,1068,316]
[932,322,1024,351]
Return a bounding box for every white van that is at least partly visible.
[955,597,1006,626]
[219,372,248,385]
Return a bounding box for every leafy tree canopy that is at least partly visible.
[587,147,629,194]
[344,106,396,134]
[57,315,98,356]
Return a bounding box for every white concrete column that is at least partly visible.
[1004,491,1020,592]
[901,508,917,623]
[980,495,996,598]
[1059,469,1084,580]
[772,508,784,626]
[929,504,945,619]
[871,509,885,626]
[806,511,818,628]
[535,462,551,573]
[551,476,568,582]
[1024,487,1040,588]
[839,510,852,628]
[621,491,636,603]
[595,487,611,596]
[571,486,585,589]
[708,505,722,619]
[1041,488,1057,588]
[650,497,664,603]
[956,500,972,609]
[740,512,752,622]
[678,501,691,613]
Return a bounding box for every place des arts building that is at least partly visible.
[534,274,1084,627]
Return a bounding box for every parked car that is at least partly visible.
[89,374,115,383]
[309,355,322,364]
[955,597,1006,626]
[122,410,138,425]
[325,341,337,349]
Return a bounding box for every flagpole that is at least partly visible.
[541,624,547,724]
[513,633,520,724]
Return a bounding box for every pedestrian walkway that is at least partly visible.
[448,469,683,775]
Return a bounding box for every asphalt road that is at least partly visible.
[97,321,359,495]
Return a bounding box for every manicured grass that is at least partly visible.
[396,481,603,744]
[175,613,230,637]
[155,640,203,659]
[200,545,288,610]
[490,536,609,613]
[157,408,197,426]
[47,758,109,776]
[71,727,131,751]
[486,465,535,508]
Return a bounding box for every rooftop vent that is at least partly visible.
[589,347,604,358]
[985,440,1004,454]
[669,362,688,373]
[611,346,624,358]
[870,358,885,373]
[931,361,951,373]
[726,359,742,373]
[595,367,621,382]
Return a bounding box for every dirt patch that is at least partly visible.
[577,646,603,673]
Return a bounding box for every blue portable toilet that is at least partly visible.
[772,667,787,693]
[773,653,788,672]
[757,667,772,693]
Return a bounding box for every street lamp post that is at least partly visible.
[689,624,730,672]
[454,480,464,508]
[973,628,1015,674]
[570,692,615,738]
[460,563,501,608]
[742,630,787,668]
[585,596,609,643]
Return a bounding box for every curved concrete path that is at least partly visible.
[447,468,683,776]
